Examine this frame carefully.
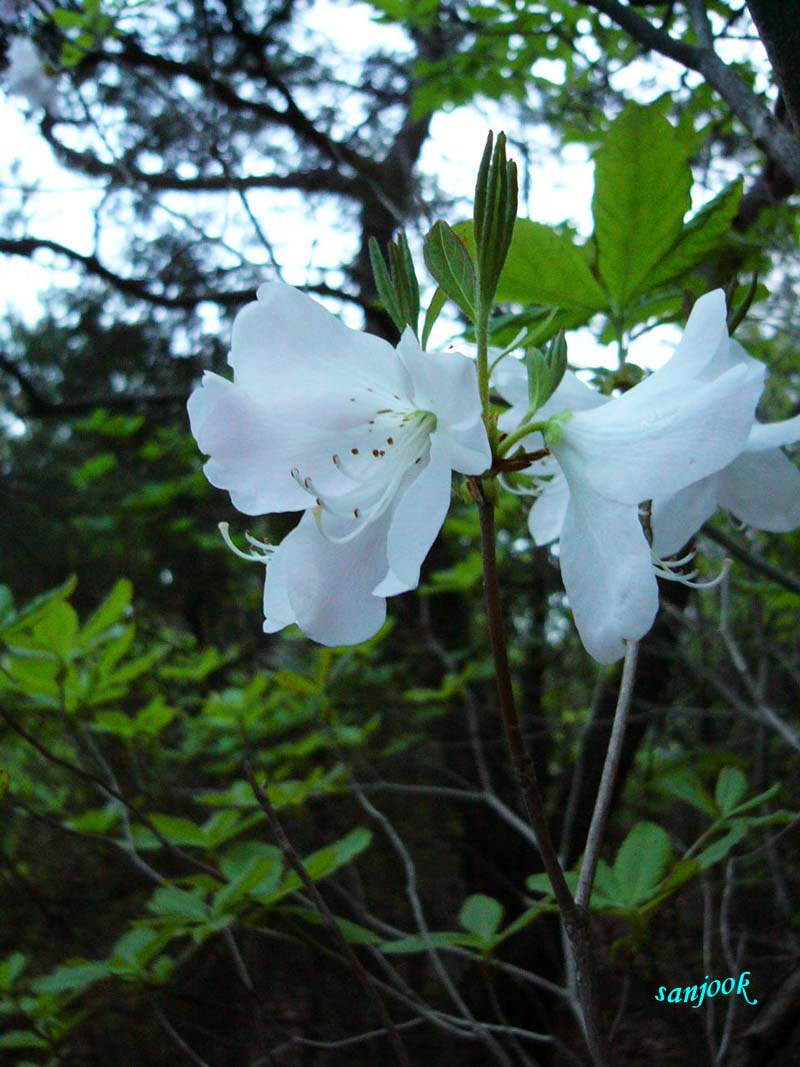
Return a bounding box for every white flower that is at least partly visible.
[494,290,765,663]
[188,282,491,646]
[651,406,800,557]
[3,37,54,111]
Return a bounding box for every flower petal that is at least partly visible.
[651,476,720,558]
[557,362,763,505]
[231,282,411,411]
[528,469,570,545]
[373,433,452,596]
[188,371,346,514]
[559,491,659,663]
[396,330,484,431]
[275,511,389,646]
[718,450,800,532]
[262,541,296,634]
[440,419,491,475]
[630,290,729,399]
[746,413,800,452]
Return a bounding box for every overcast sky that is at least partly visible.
[0,0,772,374]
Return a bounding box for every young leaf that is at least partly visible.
[423,221,476,321]
[77,579,133,647]
[612,821,672,908]
[421,286,447,349]
[715,766,748,816]
[458,894,504,943]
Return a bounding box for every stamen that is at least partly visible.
[652,548,732,589]
[219,522,274,563]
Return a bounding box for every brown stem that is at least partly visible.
[243,761,410,1067]
[469,477,610,1067]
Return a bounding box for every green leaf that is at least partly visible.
[0,951,28,991]
[214,843,283,915]
[148,814,207,848]
[421,286,447,349]
[75,408,144,437]
[695,824,748,870]
[715,767,748,816]
[52,9,86,29]
[201,810,246,848]
[2,576,77,641]
[109,927,170,971]
[651,764,717,816]
[646,180,743,289]
[275,827,372,896]
[724,782,781,818]
[273,669,319,696]
[457,219,606,312]
[612,821,673,908]
[458,894,504,943]
[147,886,208,923]
[134,696,176,737]
[0,1031,50,1050]
[423,221,476,320]
[369,237,406,335]
[78,579,133,647]
[66,806,120,834]
[92,711,136,739]
[0,586,14,628]
[592,105,691,310]
[31,602,79,659]
[0,770,9,802]
[32,960,112,995]
[70,453,117,489]
[380,931,479,954]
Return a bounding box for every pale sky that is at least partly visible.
[0,0,773,376]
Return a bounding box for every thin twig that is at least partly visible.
[154,1004,212,1067]
[575,641,640,909]
[0,706,223,882]
[351,780,513,1067]
[243,760,410,1067]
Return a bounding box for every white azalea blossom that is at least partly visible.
[3,37,55,111]
[188,282,491,646]
[494,290,766,663]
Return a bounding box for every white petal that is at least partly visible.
[718,451,800,532]
[493,362,605,420]
[397,330,483,430]
[187,371,345,515]
[441,418,491,475]
[231,282,411,410]
[556,362,763,505]
[631,290,729,399]
[277,511,389,646]
[374,434,452,596]
[262,541,296,634]
[528,469,570,545]
[746,413,800,452]
[559,491,659,664]
[540,370,607,417]
[651,476,720,558]
[492,355,528,408]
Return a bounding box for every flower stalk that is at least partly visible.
[468,475,611,1067]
